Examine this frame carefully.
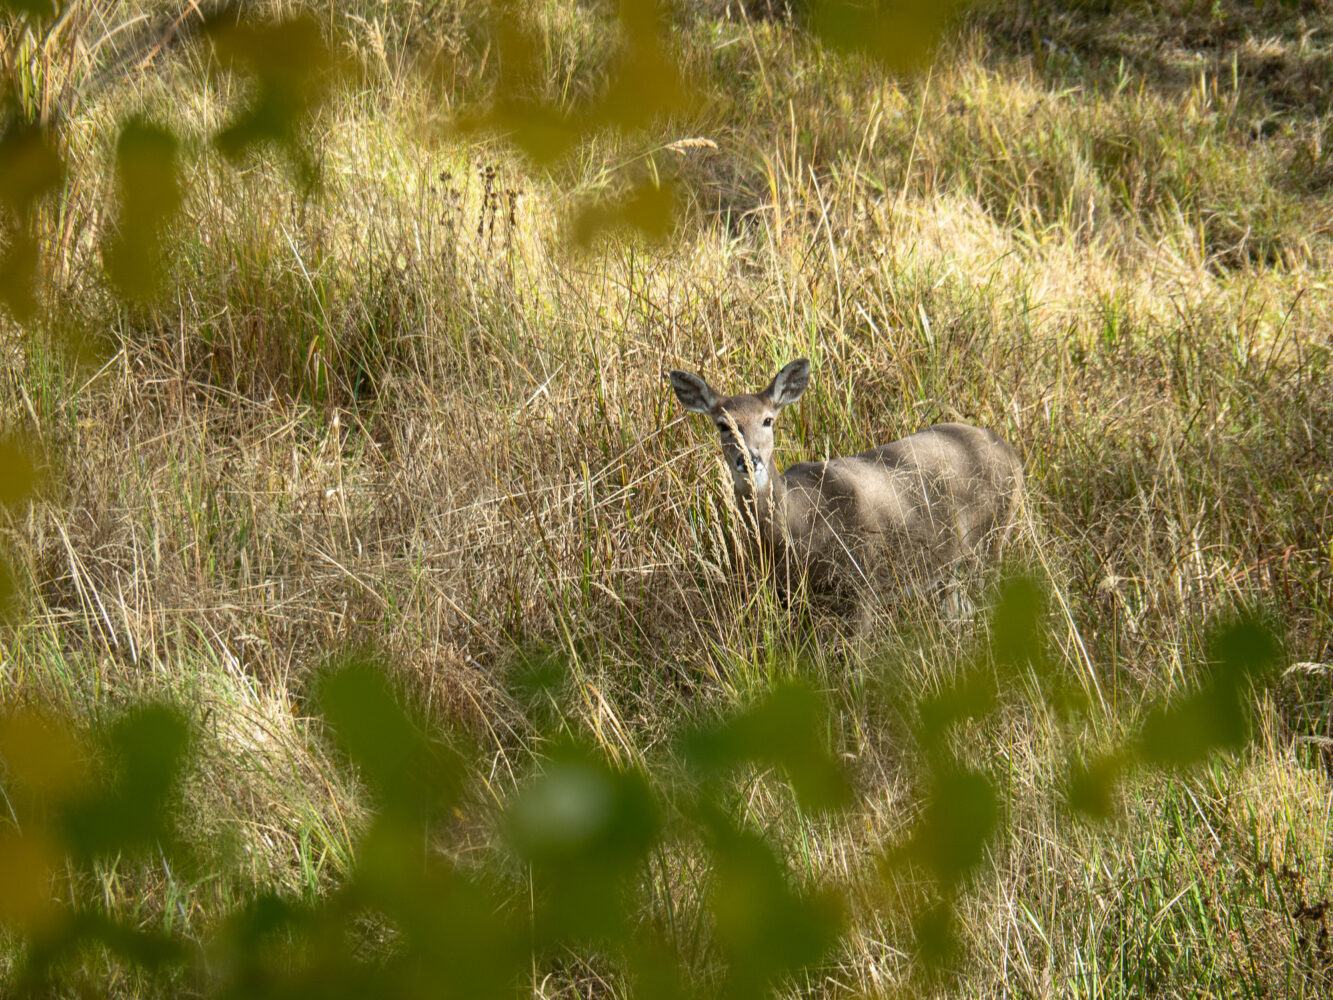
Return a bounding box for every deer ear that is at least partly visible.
[667,370,719,413]
[762,358,810,408]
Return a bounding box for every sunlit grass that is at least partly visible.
[1,0,1331,996]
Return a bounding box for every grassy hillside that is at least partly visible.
[2,0,1332,996]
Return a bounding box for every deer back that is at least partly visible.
[770,422,1023,591]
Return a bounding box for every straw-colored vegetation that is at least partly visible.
[2,0,1332,995]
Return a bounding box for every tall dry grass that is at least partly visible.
[2,0,1332,995]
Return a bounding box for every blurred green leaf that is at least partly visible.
[453,0,692,165]
[0,438,35,616]
[0,118,62,319]
[449,1,572,160]
[510,646,568,702]
[314,655,462,824]
[626,940,693,1000]
[102,119,181,301]
[0,225,38,318]
[0,828,59,931]
[0,434,36,507]
[205,8,338,186]
[209,893,336,999]
[917,667,996,751]
[594,0,692,132]
[705,813,843,1000]
[483,0,544,88]
[70,911,189,971]
[0,118,63,214]
[215,850,526,1000]
[0,0,59,19]
[570,178,676,247]
[61,704,191,860]
[1208,617,1282,685]
[19,909,190,992]
[990,574,1046,671]
[683,683,853,813]
[808,0,965,74]
[508,742,659,941]
[1138,618,1279,769]
[1065,751,1129,822]
[378,865,525,1000]
[912,899,957,968]
[0,552,18,619]
[454,99,582,165]
[897,766,997,890]
[0,708,83,798]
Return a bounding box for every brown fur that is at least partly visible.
[669,359,1024,602]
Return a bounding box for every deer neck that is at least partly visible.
[734,462,785,541]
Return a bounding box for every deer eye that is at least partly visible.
[716,423,728,433]
[762,417,774,427]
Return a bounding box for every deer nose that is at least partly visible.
[735,450,761,471]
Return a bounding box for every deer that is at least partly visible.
[667,358,1024,615]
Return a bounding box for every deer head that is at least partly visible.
[668,359,810,494]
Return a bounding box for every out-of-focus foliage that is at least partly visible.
[204,7,341,188]
[1060,615,1281,826]
[454,0,693,167]
[0,0,968,299]
[570,177,678,248]
[0,711,80,932]
[59,704,191,861]
[451,0,695,243]
[0,6,341,320]
[703,813,844,1000]
[808,0,968,74]
[0,596,1282,992]
[102,120,180,301]
[896,765,998,892]
[0,433,37,617]
[0,117,62,318]
[0,433,36,509]
[314,654,464,824]
[0,0,58,19]
[684,682,853,813]
[1138,619,1280,768]
[0,703,193,991]
[886,581,1281,968]
[0,655,858,996]
[508,742,659,941]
